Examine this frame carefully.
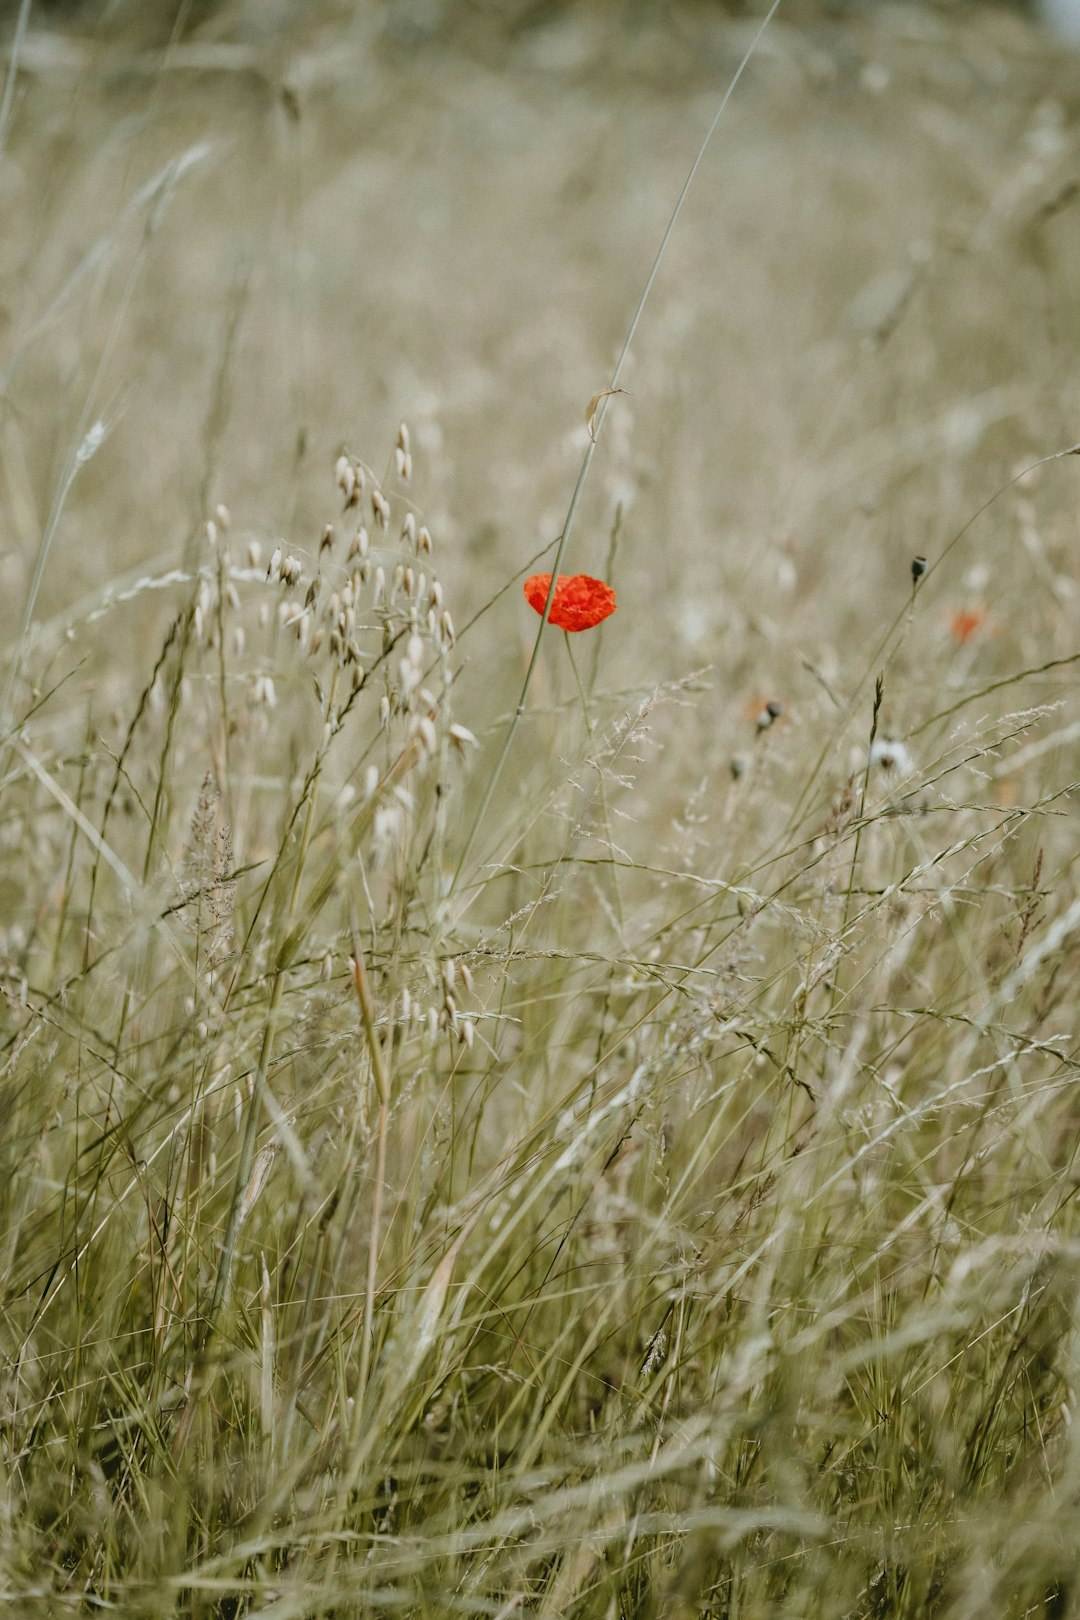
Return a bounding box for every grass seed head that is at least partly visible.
[869,737,916,774]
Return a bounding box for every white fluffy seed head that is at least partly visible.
[869,738,916,775]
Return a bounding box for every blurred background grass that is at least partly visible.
[4,0,1079,749]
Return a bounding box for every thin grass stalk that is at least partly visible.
[2,166,205,747]
[0,0,30,158]
[169,974,284,1462]
[173,689,337,1458]
[840,671,884,939]
[348,933,391,1425]
[451,0,783,893]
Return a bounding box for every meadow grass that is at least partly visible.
[4,6,1080,1618]
[3,411,1080,1620]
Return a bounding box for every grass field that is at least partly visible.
[3,3,1080,1614]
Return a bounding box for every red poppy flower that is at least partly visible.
[523,573,617,632]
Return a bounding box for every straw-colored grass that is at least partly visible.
[2,4,1080,1616]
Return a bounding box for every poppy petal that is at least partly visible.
[523,573,617,632]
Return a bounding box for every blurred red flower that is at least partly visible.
[947,606,991,643]
[523,573,617,632]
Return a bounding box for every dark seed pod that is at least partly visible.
[911,555,928,582]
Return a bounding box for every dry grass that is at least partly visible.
[2,3,1080,1616]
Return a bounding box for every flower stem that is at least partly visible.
[450,0,781,897]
